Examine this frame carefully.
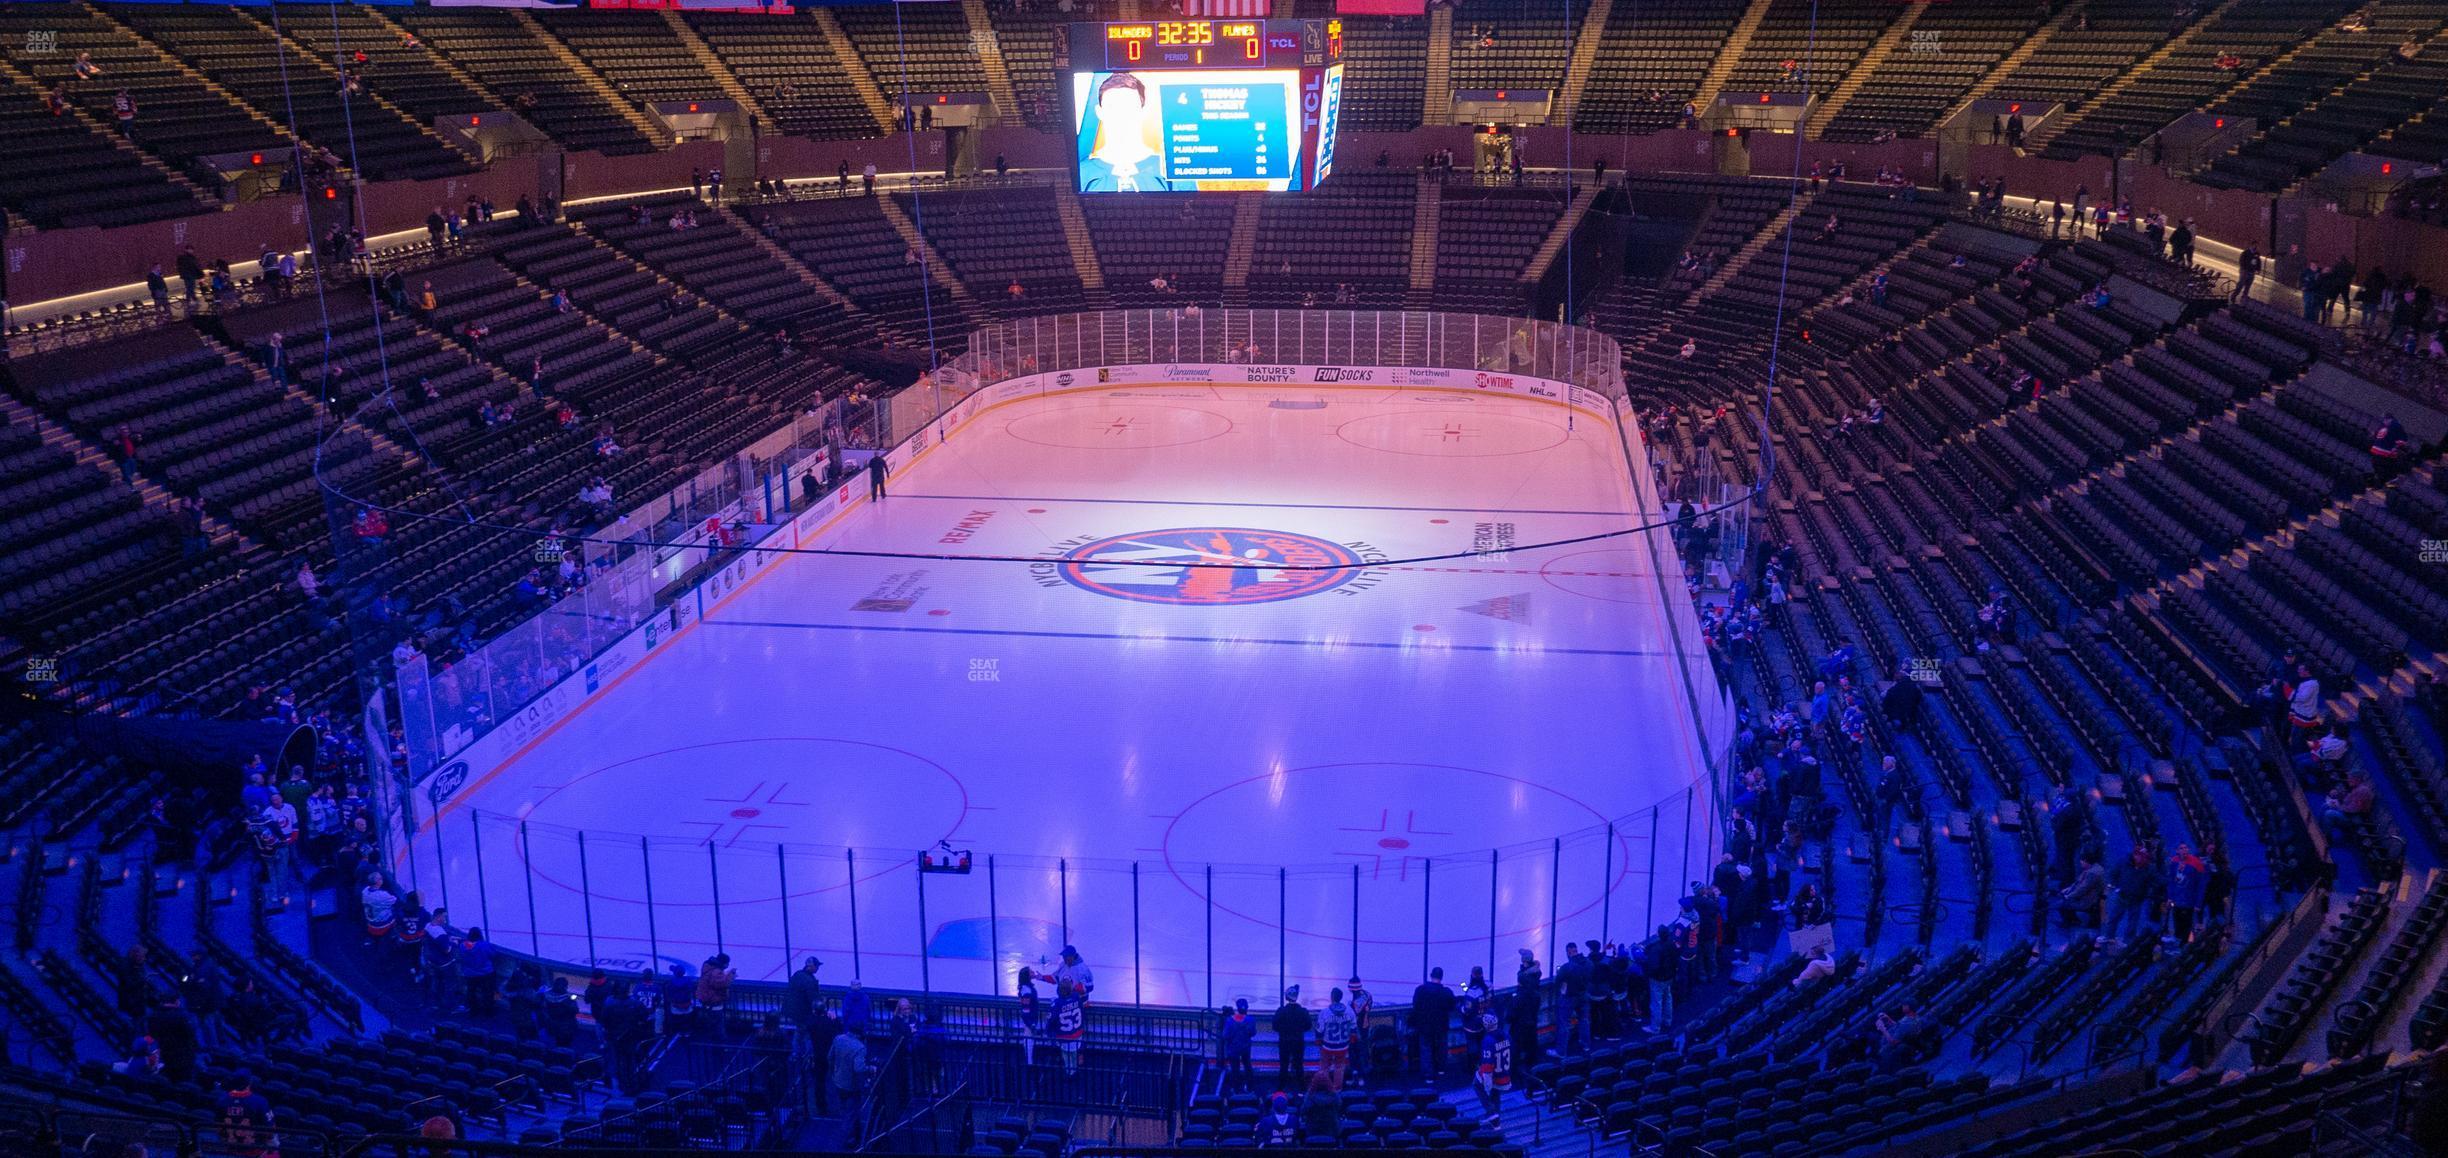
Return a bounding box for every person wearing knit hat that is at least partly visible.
[1260,1091,1300,1146]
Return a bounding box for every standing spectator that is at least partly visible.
[1472,1011,1511,1128]
[1409,967,1453,1079]
[1009,968,1043,1071]
[112,88,136,131]
[179,952,225,1051]
[862,162,877,196]
[145,263,171,315]
[1556,941,1593,1053]
[1051,944,1095,997]
[1052,978,1086,1074]
[113,424,139,483]
[828,1023,870,1138]
[1635,930,1674,1028]
[808,999,845,1110]
[784,956,823,1054]
[2236,246,2261,300]
[867,452,888,501]
[1316,987,1356,1091]
[2165,844,2207,944]
[1219,997,1257,1090]
[175,246,204,304]
[1346,975,1374,1082]
[1507,956,1542,1075]
[426,207,447,249]
[151,994,199,1081]
[661,963,699,1037]
[115,946,154,1020]
[840,978,871,1036]
[458,927,498,1015]
[2106,845,2159,944]
[361,871,399,943]
[2202,843,2238,932]
[1272,986,1311,1090]
[698,953,736,1034]
[542,976,581,1047]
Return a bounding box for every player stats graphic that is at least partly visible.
[1073,70,1306,193]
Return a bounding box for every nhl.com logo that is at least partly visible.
[1055,372,1075,387]
[1314,367,1376,383]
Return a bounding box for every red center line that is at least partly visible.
[1387,566,1647,577]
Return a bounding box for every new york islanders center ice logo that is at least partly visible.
[1056,528,1363,605]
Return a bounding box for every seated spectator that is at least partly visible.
[111,1031,163,1078]
[2055,852,2105,928]
[1301,1071,1341,1137]
[2322,770,2376,840]
[2294,726,2349,779]
[2288,664,2325,730]
[2371,414,2409,461]
[1792,941,1836,987]
[1259,1093,1300,1145]
[1873,1004,1934,1071]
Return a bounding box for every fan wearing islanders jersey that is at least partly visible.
[1473,1011,1511,1128]
[1053,980,1087,1074]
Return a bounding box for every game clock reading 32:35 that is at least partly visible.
[1085,19,1339,71]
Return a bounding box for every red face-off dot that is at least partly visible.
[730,808,761,819]
[1026,508,1047,514]
[927,609,952,616]
[1378,837,1411,850]
[1429,518,1450,524]
[1413,624,1437,632]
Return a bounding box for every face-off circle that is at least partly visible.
[516,737,969,905]
[1334,408,1570,458]
[1056,527,1363,605]
[1161,761,1630,943]
[1005,403,1234,450]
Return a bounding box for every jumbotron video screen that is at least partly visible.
[1065,20,1343,193]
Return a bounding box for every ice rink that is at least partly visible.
[409,383,1719,1007]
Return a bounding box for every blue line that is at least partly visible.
[898,493,1634,518]
[710,617,1673,659]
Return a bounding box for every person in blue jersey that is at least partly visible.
[1473,1011,1511,1128]
[1079,73,1171,192]
[1053,979,1087,1074]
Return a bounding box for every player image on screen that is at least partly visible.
[1079,73,1171,192]
[1072,69,1310,193]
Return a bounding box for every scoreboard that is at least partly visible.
[1069,19,1343,72]
[1066,20,1345,194]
